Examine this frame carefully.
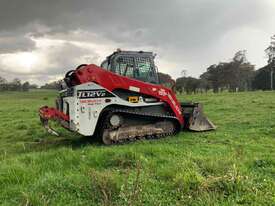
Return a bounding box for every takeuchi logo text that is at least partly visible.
[77,89,115,99]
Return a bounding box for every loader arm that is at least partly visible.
[69,64,184,125]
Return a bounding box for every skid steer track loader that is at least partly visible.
[39,50,216,144]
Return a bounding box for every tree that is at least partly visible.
[22,81,30,91]
[200,51,255,92]
[200,64,225,93]
[40,81,61,90]
[158,72,173,84]
[158,72,175,90]
[0,76,8,91]
[252,64,274,90]
[0,77,37,92]
[181,69,187,77]
[233,50,247,63]
[176,76,201,94]
[264,34,275,90]
[199,77,211,93]
[265,35,275,64]
[29,84,38,89]
[8,78,22,91]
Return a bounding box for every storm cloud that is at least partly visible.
[0,0,274,84]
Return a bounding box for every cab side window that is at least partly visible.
[101,60,110,70]
[115,57,135,78]
[136,57,157,83]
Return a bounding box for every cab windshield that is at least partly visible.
[114,55,158,84]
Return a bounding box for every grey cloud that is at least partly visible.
[0,0,87,32]
[42,42,101,75]
[0,33,36,53]
[0,0,274,82]
[0,0,269,43]
[0,41,101,78]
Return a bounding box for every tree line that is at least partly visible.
[0,77,38,91]
[160,50,274,94]
[1,47,274,93]
[40,81,61,90]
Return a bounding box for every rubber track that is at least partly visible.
[101,107,180,145]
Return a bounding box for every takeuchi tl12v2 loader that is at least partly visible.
[39,50,216,145]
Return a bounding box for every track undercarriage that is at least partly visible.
[99,108,179,145]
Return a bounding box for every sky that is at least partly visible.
[0,0,275,85]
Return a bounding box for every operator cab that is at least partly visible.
[100,50,159,84]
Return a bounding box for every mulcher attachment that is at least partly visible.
[40,117,59,136]
[181,102,216,131]
[39,106,70,136]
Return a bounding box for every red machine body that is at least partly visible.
[73,64,184,125]
[39,50,215,144]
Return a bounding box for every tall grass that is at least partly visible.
[0,91,274,205]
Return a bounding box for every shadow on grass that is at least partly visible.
[25,135,101,153]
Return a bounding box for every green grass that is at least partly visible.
[0,90,274,205]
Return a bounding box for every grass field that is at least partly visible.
[0,90,274,205]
